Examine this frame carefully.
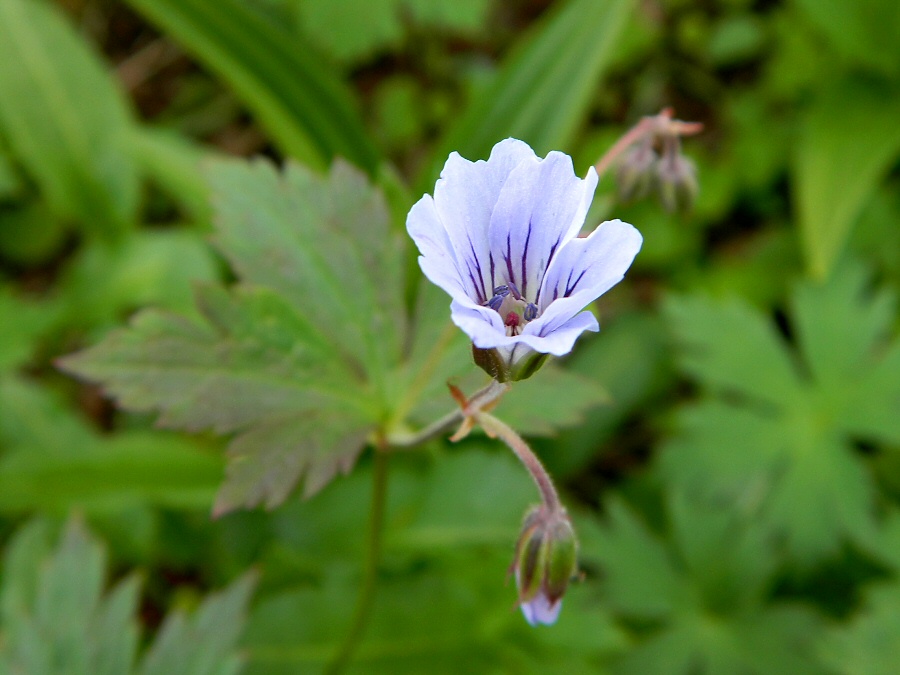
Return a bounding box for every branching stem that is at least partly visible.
[387,379,509,448]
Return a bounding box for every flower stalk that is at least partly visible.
[475,411,561,514]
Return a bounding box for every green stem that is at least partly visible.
[324,450,389,675]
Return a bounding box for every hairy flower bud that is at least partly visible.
[615,144,658,204]
[655,151,698,214]
[511,505,578,626]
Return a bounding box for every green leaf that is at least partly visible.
[124,0,380,172]
[820,582,900,675]
[496,365,610,437]
[59,287,373,514]
[139,573,257,675]
[58,229,220,331]
[0,0,139,239]
[0,287,59,373]
[424,0,634,186]
[663,294,802,407]
[296,0,490,63]
[588,494,825,675]
[206,159,407,393]
[794,79,900,280]
[386,279,474,434]
[126,126,217,223]
[0,517,255,675]
[661,264,900,563]
[536,311,675,477]
[0,375,222,513]
[60,159,408,513]
[792,0,900,76]
[0,518,140,675]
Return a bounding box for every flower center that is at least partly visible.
[484,284,539,336]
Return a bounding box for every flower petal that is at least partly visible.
[449,299,508,349]
[533,219,642,333]
[488,152,598,303]
[407,195,472,304]
[432,139,537,303]
[520,310,599,355]
[520,592,563,626]
[450,300,597,358]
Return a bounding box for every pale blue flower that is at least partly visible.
[407,139,642,378]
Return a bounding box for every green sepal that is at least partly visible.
[544,518,578,602]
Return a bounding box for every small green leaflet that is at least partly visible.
[660,263,900,564]
[0,517,255,675]
[585,493,824,675]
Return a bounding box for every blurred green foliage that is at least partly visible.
[0,0,899,673]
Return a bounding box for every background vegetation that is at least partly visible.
[0,0,899,672]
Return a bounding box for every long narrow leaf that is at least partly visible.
[422,0,633,187]
[0,0,140,239]
[125,0,381,172]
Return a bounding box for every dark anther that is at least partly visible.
[485,285,510,311]
[524,303,538,321]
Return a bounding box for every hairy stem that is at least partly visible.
[388,379,509,449]
[593,116,656,178]
[476,411,562,514]
[324,450,389,675]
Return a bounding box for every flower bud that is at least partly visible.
[655,152,697,213]
[511,505,578,626]
[615,144,658,204]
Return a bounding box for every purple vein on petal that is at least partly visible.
[520,220,532,299]
[505,232,516,289]
[534,235,563,306]
[565,269,587,296]
[466,233,487,303]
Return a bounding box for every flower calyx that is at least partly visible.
[446,381,509,442]
[511,504,578,626]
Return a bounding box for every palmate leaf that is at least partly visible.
[585,493,825,675]
[0,518,254,675]
[660,263,900,563]
[61,160,406,515]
